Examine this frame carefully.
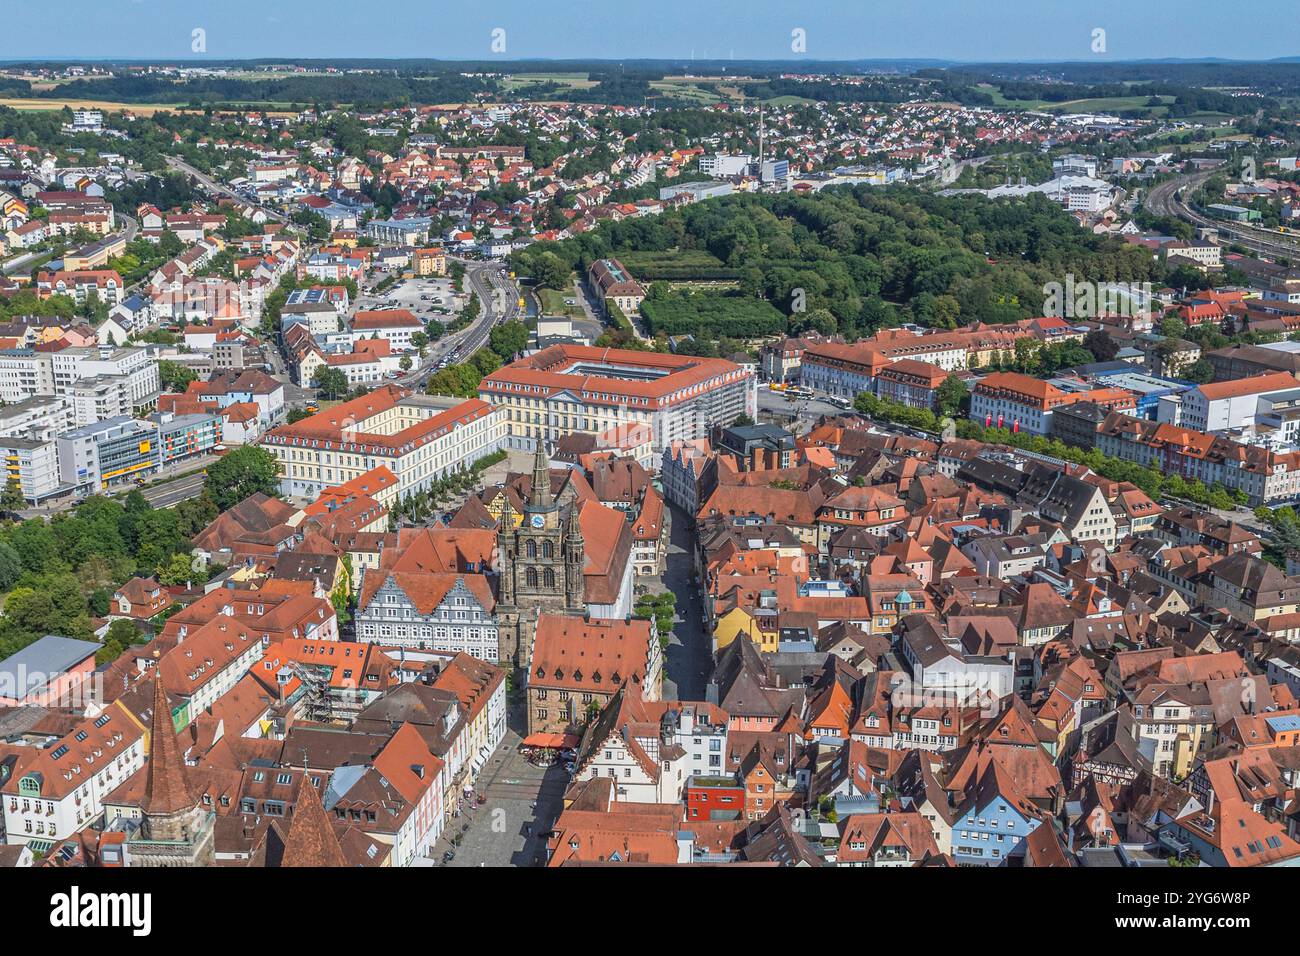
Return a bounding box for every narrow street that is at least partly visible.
[661,502,713,701]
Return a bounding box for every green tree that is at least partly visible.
[204,446,281,511]
[488,320,529,359]
[312,366,350,400]
[531,251,570,290]
[936,374,969,419]
[175,492,219,539]
[0,476,25,513]
[1184,359,1215,384]
[158,359,198,393]
[0,541,23,592]
[1082,330,1119,363]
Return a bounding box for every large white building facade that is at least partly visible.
[262,386,506,500]
[479,345,756,455]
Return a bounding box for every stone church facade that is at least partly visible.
[495,442,587,666]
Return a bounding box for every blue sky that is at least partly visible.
[2,0,1298,62]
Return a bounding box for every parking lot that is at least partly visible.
[354,274,464,330]
[757,386,852,429]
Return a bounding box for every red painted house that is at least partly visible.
[685,776,746,821]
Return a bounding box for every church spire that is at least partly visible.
[529,440,553,509]
[282,778,348,867]
[141,672,195,816]
[566,501,584,546]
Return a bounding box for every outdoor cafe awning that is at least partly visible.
[522,732,579,749]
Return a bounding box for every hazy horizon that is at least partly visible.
[3,0,1298,63]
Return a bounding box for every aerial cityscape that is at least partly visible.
[0,2,1296,915]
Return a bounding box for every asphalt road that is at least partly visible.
[935,155,994,187]
[140,471,208,509]
[165,155,289,223]
[569,276,620,341]
[397,259,520,389]
[1,249,42,277]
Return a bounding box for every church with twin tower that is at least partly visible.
[495,441,587,667]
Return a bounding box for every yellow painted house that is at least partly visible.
[713,606,778,655]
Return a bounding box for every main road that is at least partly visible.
[164,155,289,223]
[397,259,521,389]
[140,471,208,509]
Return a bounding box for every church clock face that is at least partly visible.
[530,514,545,529]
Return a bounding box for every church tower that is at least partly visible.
[495,441,588,668]
[128,674,215,867]
[565,501,586,608]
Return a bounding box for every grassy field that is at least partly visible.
[502,72,597,93]
[0,73,116,92]
[649,78,724,105]
[0,97,302,117]
[538,287,584,317]
[615,249,735,281]
[1051,95,1173,114]
[761,94,818,106]
[978,84,1174,115]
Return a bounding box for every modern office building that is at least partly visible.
[56,416,159,493]
[149,411,222,466]
[364,217,433,245]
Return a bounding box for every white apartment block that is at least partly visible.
[0,395,74,439]
[68,376,133,426]
[0,436,62,503]
[1163,372,1300,433]
[0,346,159,410]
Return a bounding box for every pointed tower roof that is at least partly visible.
[566,500,584,543]
[281,780,348,868]
[529,440,553,510]
[141,674,195,816]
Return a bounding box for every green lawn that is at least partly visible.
[538,287,583,317]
